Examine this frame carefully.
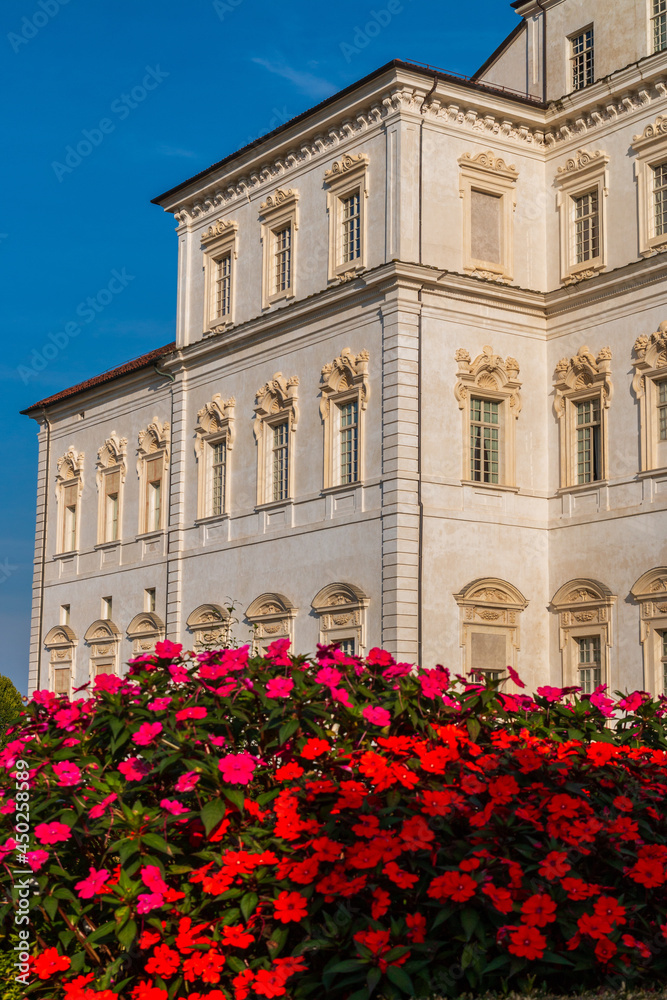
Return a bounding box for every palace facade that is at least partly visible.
[23,0,667,697]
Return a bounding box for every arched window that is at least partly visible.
[551,579,616,692]
[186,604,232,651]
[84,619,121,680]
[246,593,296,654]
[127,612,165,657]
[631,568,667,696]
[44,625,77,696]
[453,578,528,680]
[312,583,369,656]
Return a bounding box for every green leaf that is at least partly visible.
[467,718,481,743]
[200,798,226,837]
[279,718,300,745]
[223,787,245,811]
[266,924,289,958]
[141,833,172,855]
[325,959,365,975]
[461,906,479,941]
[483,955,510,974]
[386,965,414,995]
[543,950,574,966]
[240,891,258,921]
[226,955,246,973]
[366,967,382,995]
[117,919,137,950]
[44,895,58,920]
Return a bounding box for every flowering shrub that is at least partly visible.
[1,641,667,999]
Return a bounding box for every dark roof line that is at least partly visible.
[20,343,176,415]
[151,57,544,207]
[471,21,525,82]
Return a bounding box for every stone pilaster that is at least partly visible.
[28,420,49,694]
[165,367,188,641]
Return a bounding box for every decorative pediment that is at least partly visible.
[324,153,369,183]
[631,568,667,601]
[195,395,236,442]
[552,579,615,608]
[246,593,296,620]
[312,583,369,614]
[454,346,522,415]
[56,446,84,483]
[127,612,165,637]
[259,188,299,217]
[557,149,609,176]
[633,321,667,395]
[454,578,528,612]
[84,620,121,643]
[186,604,231,629]
[137,419,170,458]
[632,115,667,152]
[254,374,299,424]
[551,580,617,645]
[320,348,370,416]
[200,218,238,246]
[553,345,612,414]
[97,433,127,470]
[44,625,77,648]
[458,151,518,179]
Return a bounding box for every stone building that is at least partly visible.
[22,0,667,697]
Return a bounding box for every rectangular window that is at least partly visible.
[272,422,289,502]
[578,636,601,693]
[571,28,594,90]
[273,225,292,294]
[94,663,114,676]
[53,667,70,695]
[662,630,667,695]
[211,440,227,516]
[145,588,156,612]
[339,400,359,485]
[470,398,499,483]
[659,380,667,440]
[145,458,162,532]
[104,471,120,542]
[63,483,78,551]
[576,399,602,483]
[101,597,112,620]
[337,637,356,657]
[214,253,232,318]
[470,632,506,681]
[653,163,667,237]
[60,605,70,626]
[341,192,361,265]
[653,0,667,53]
[470,190,502,266]
[573,191,600,263]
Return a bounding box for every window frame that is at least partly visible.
[55,447,84,556]
[551,579,616,690]
[633,323,667,474]
[259,189,299,309]
[555,149,609,284]
[127,611,165,656]
[194,395,235,521]
[312,583,369,655]
[651,0,667,54]
[136,419,170,536]
[246,593,296,654]
[44,625,77,697]
[553,346,613,491]
[201,218,238,335]
[95,434,127,547]
[84,618,121,682]
[254,373,299,507]
[632,117,667,257]
[569,25,595,92]
[320,348,370,491]
[458,151,518,283]
[186,603,233,651]
[324,153,369,281]
[631,569,667,696]
[453,578,528,684]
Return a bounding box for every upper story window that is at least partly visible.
[662,630,667,694]
[573,191,599,264]
[137,419,170,535]
[652,0,667,53]
[201,218,238,335]
[458,151,518,283]
[571,27,594,90]
[324,154,369,281]
[575,398,602,484]
[55,446,84,555]
[632,323,667,472]
[194,395,235,521]
[271,421,289,502]
[320,348,370,490]
[259,189,298,309]
[339,400,359,485]
[553,345,612,490]
[633,118,667,256]
[555,149,609,284]
[96,433,127,545]
[254,373,299,506]
[659,379,667,439]
[470,398,499,484]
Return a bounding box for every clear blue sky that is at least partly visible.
[1,0,518,694]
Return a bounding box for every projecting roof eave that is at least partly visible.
[20,342,177,416]
[151,58,545,210]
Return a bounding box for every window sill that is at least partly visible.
[255,498,294,512]
[94,540,121,551]
[461,480,519,493]
[264,290,295,309]
[321,481,362,496]
[556,480,607,497]
[136,530,165,542]
[562,261,605,285]
[204,319,234,336]
[194,513,230,526]
[53,550,78,560]
[636,466,667,480]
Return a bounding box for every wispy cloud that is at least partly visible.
[158,144,199,159]
[251,57,335,100]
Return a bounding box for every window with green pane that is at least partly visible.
[653,0,667,53]
[661,631,667,696]
[339,400,358,484]
[658,379,667,441]
[576,398,601,484]
[210,440,226,516]
[578,636,601,693]
[272,421,289,502]
[470,398,499,483]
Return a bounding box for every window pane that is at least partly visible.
[274,226,291,293]
[654,163,667,237]
[337,637,356,656]
[340,400,358,484]
[578,636,601,693]
[215,253,232,317]
[471,190,502,265]
[574,191,599,263]
[576,400,602,483]
[470,398,499,483]
[53,667,70,695]
[341,192,361,264]
[211,440,226,516]
[571,29,594,90]
[106,492,119,541]
[653,0,667,52]
[272,422,289,501]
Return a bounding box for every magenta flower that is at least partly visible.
[155,639,183,658]
[118,757,150,781]
[590,685,615,718]
[88,793,118,820]
[316,667,343,688]
[218,753,257,786]
[53,761,82,786]
[175,771,200,793]
[619,691,646,712]
[209,735,226,747]
[132,722,163,746]
[34,822,72,846]
[507,665,526,689]
[141,865,168,893]
[0,799,15,815]
[175,706,207,721]
[265,677,294,699]
[0,838,17,861]
[148,697,173,711]
[537,685,565,703]
[169,664,190,684]
[137,892,164,914]
[362,705,392,727]
[93,674,124,693]
[332,687,352,706]
[160,798,189,815]
[75,867,111,899]
[265,637,291,666]
[25,850,49,871]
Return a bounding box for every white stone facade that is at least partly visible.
[23,0,667,698]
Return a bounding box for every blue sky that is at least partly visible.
[1,0,518,693]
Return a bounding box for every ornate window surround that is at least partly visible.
[201,218,238,334]
[186,604,233,651]
[324,154,369,282]
[553,345,613,491]
[551,579,616,689]
[44,625,77,696]
[254,373,299,507]
[55,446,84,555]
[454,346,522,488]
[632,116,667,257]
[194,395,235,521]
[631,567,667,696]
[453,578,528,678]
[259,189,299,309]
[246,593,297,653]
[633,322,667,474]
[555,149,609,284]
[96,433,127,546]
[136,419,170,536]
[458,151,518,283]
[312,583,369,654]
[126,612,165,657]
[84,619,121,680]
[320,348,370,491]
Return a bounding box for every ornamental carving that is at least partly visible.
[320,348,370,416]
[127,612,165,655]
[557,149,608,174]
[454,579,528,612]
[254,374,299,425]
[186,604,232,651]
[97,433,127,471]
[137,419,170,458]
[246,594,296,645]
[633,115,667,150]
[312,583,368,650]
[632,321,667,396]
[56,446,84,483]
[195,395,236,441]
[259,189,298,214]
[324,153,369,181]
[553,345,613,416]
[454,346,522,416]
[458,151,518,178]
[200,218,238,245]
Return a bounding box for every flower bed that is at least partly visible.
[1,641,667,999]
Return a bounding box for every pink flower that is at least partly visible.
[141,865,169,894]
[54,707,81,730]
[32,689,59,707]
[132,722,163,746]
[53,761,82,786]
[137,892,164,914]
[590,685,615,718]
[382,662,412,679]
[75,867,111,899]
[266,677,294,698]
[118,757,150,781]
[316,667,343,688]
[25,850,49,871]
[0,799,15,815]
[219,753,257,786]
[367,648,395,667]
[175,706,208,721]
[35,822,72,846]
[93,674,124,693]
[537,686,565,703]
[148,697,173,711]
[419,667,450,700]
[507,665,526,689]
[175,771,200,793]
[160,798,189,815]
[619,691,646,712]
[0,838,17,861]
[155,640,183,658]
[209,735,226,747]
[362,705,392,727]
[265,638,291,666]
[169,664,190,684]
[332,687,351,706]
[88,793,117,820]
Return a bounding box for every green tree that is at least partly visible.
[0,675,24,748]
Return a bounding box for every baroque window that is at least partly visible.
[254,373,299,506]
[632,568,667,698]
[127,612,165,657]
[324,153,369,281]
[55,446,84,554]
[458,151,518,283]
[194,395,235,520]
[96,433,127,545]
[44,625,77,696]
[137,419,170,535]
[201,218,238,334]
[570,27,594,90]
[652,0,667,53]
[259,189,298,308]
[551,580,616,690]
[453,579,528,682]
[312,583,369,655]
[555,150,609,284]
[632,117,667,257]
[186,604,232,651]
[246,593,297,654]
[553,345,613,489]
[320,348,370,490]
[454,347,522,487]
[84,619,121,680]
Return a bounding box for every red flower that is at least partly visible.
[507,925,546,960]
[273,891,308,923]
[482,884,513,914]
[613,795,634,812]
[547,794,580,818]
[145,945,181,978]
[594,937,617,963]
[254,968,288,998]
[538,851,570,880]
[427,871,477,902]
[561,877,600,900]
[371,888,391,919]
[578,912,614,939]
[521,894,557,927]
[34,948,71,979]
[383,861,419,889]
[488,775,520,803]
[232,968,255,1000]
[399,815,435,851]
[627,856,667,887]
[594,896,626,926]
[406,912,427,943]
[274,761,304,782]
[354,928,391,956]
[300,738,331,760]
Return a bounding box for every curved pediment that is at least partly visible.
[552,579,615,607]
[186,604,230,629]
[246,593,296,620]
[84,619,121,643]
[631,567,667,601]
[44,625,77,647]
[127,612,165,637]
[454,578,528,610]
[312,583,369,613]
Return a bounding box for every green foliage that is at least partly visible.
[0,676,24,751]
